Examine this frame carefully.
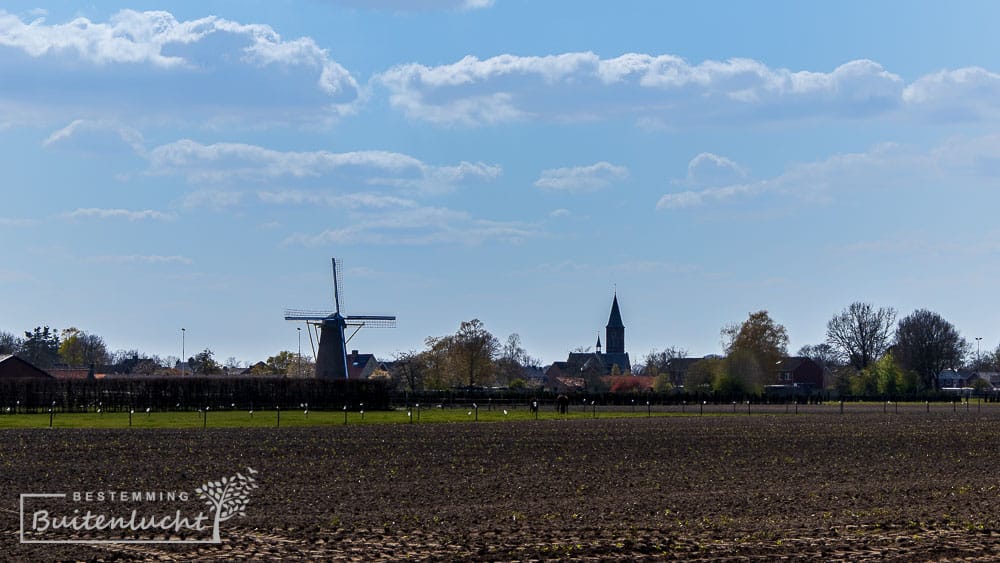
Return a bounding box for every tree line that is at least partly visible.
[648,302,993,397]
[4,301,996,397]
[0,326,315,376]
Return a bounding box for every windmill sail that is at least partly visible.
[284,259,396,379]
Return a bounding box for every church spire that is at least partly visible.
[596,333,602,353]
[605,292,625,354]
[607,292,624,329]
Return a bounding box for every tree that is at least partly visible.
[425,319,499,388]
[58,328,110,367]
[797,343,841,370]
[720,349,765,394]
[21,326,60,368]
[190,349,222,375]
[0,331,22,355]
[723,310,789,373]
[496,333,532,386]
[894,309,967,391]
[826,302,897,371]
[639,347,687,377]
[391,350,426,392]
[685,357,724,392]
[262,351,297,375]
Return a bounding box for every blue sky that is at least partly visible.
[2,1,1000,366]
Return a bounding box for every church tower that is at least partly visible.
[605,293,625,354]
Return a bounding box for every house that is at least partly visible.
[938,369,974,389]
[774,357,824,389]
[0,355,54,380]
[347,350,378,379]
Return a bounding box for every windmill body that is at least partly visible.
[284,259,395,379]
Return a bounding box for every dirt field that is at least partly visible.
[4,409,1000,561]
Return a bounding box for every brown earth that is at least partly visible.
[4,410,1000,561]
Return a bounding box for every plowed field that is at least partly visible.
[4,410,1000,561]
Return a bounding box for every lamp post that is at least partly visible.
[297,327,302,377]
[181,328,186,376]
[976,337,983,373]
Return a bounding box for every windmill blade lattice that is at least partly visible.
[283,258,396,379]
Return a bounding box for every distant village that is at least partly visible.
[2,291,997,399]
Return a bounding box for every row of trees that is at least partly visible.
[0,327,275,376]
[636,302,987,396]
[383,319,540,392]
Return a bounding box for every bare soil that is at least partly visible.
[4,411,1000,561]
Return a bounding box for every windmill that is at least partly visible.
[284,259,396,379]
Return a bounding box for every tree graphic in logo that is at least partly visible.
[195,467,259,542]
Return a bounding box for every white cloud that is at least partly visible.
[549,208,571,217]
[378,51,1000,128]
[377,52,907,126]
[658,135,1000,210]
[0,10,360,126]
[257,190,417,209]
[149,139,500,194]
[677,153,749,187]
[903,67,1000,121]
[43,120,145,154]
[285,205,538,246]
[534,162,628,192]
[89,255,193,265]
[65,208,176,221]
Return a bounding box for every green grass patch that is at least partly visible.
[0,406,681,429]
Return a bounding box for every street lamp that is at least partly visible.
[181,328,186,377]
[297,327,302,377]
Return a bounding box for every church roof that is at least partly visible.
[606,294,624,328]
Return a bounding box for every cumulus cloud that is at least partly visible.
[65,208,176,221]
[0,9,360,126]
[657,135,1000,211]
[535,161,628,192]
[377,52,907,126]
[377,51,1000,128]
[149,139,500,194]
[903,67,1000,121]
[285,205,538,246]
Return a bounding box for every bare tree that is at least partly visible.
[797,343,842,369]
[826,302,897,371]
[639,346,687,376]
[392,350,425,392]
[894,309,967,391]
[0,331,21,355]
